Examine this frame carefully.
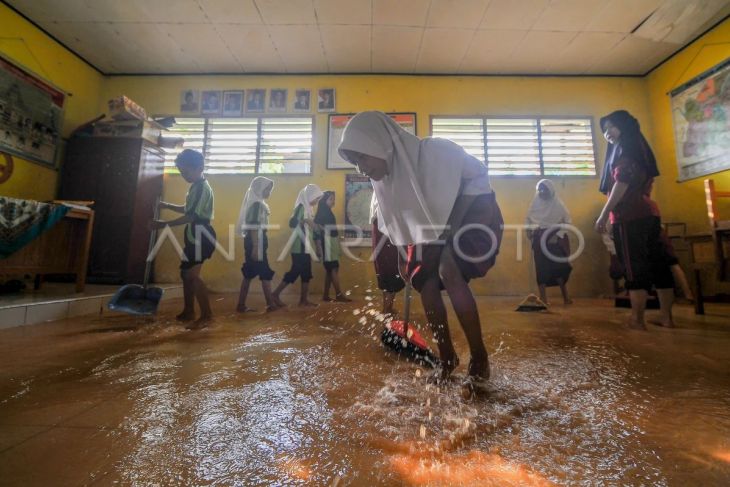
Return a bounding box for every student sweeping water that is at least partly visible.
[152,149,215,328]
[272,184,324,307]
[338,111,503,386]
[236,176,279,313]
[313,191,352,302]
[525,179,573,305]
[595,110,675,329]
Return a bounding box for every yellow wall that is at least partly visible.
[0,2,103,200]
[101,75,651,296]
[647,18,730,234]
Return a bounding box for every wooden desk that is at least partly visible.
[0,206,94,292]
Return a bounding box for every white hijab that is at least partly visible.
[338,111,478,245]
[237,176,273,237]
[294,183,324,220]
[526,179,571,235]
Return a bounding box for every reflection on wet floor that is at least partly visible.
[0,293,729,486]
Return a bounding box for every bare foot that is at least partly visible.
[563,298,573,305]
[334,294,352,303]
[176,311,195,322]
[627,318,647,330]
[428,356,459,384]
[265,304,282,313]
[186,315,212,330]
[273,296,287,308]
[236,306,257,313]
[322,296,333,302]
[650,319,675,328]
[299,300,318,308]
[467,356,490,380]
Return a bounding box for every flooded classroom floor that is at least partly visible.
[0,292,729,486]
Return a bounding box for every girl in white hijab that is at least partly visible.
[236,177,278,312]
[338,111,503,387]
[272,183,324,307]
[525,179,573,305]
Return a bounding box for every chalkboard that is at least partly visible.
[0,54,65,168]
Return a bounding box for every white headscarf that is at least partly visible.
[237,176,273,237]
[294,183,324,220]
[338,111,489,245]
[369,192,379,224]
[526,179,571,236]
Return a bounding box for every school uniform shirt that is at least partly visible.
[289,204,315,255]
[245,201,268,228]
[185,179,214,241]
[608,156,659,224]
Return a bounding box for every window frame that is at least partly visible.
[159,113,315,176]
[429,114,599,178]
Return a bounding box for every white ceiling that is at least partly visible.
[7,0,730,75]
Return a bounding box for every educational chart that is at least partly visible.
[0,55,65,168]
[671,58,730,181]
[327,112,416,169]
[344,173,373,240]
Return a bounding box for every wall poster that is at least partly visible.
[671,57,730,181]
[0,54,65,168]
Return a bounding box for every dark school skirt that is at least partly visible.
[181,222,216,270]
[283,253,313,283]
[242,231,275,281]
[372,219,405,293]
[404,192,504,293]
[613,216,674,291]
[532,228,572,287]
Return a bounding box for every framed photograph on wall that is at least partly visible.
[201,90,222,115]
[317,88,336,112]
[180,89,199,114]
[246,89,265,113]
[327,112,417,169]
[671,57,730,181]
[344,173,374,243]
[268,89,287,112]
[293,89,311,112]
[222,90,244,116]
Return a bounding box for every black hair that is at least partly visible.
[175,149,204,170]
[314,191,338,236]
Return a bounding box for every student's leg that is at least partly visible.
[557,278,572,305]
[299,281,317,307]
[421,276,458,382]
[671,264,694,300]
[237,277,255,312]
[439,246,489,379]
[274,256,300,306]
[189,264,212,323]
[178,267,196,321]
[628,289,648,329]
[298,256,317,307]
[656,288,675,327]
[332,268,351,302]
[538,284,548,305]
[272,280,289,306]
[382,291,396,315]
[261,280,279,311]
[322,270,332,301]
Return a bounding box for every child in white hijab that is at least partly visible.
[525,179,573,305]
[338,111,503,387]
[236,177,278,312]
[272,183,324,307]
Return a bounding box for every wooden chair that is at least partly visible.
[703,179,730,281]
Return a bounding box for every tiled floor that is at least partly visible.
[0,283,183,329]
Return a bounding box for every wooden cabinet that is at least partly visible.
[59,137,164,284]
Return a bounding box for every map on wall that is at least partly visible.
[671,57,730,182]
[327,112,416,169]
[0,55,65,168]
[344,173,373,241]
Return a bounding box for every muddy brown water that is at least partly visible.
[0,294,728,486]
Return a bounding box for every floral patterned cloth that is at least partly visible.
[0,197,69,259]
